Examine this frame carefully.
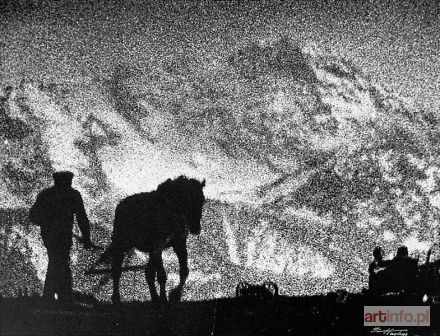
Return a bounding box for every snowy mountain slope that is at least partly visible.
[1,38,439,300]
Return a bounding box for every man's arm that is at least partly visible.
[73,191,91,247]
[29,192,45,225]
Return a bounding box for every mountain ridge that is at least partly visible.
[1,38,439,300]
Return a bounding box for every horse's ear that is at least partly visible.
[201,179,206,187]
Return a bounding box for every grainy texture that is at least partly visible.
[0,1,439,335]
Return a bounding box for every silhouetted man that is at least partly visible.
[29,171,92,303]
[390,246,418,293]
[368,247,388,294]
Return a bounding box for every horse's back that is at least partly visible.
[112,191,174,251]
[116,192,155,214]
[112,192,156,238]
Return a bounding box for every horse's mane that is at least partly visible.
[155,175,201,200]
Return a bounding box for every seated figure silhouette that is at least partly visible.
[29,171,92,303]
[368,247,389,294]
[389,246,418,293]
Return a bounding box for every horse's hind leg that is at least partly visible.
[111,252,124,305]
[145,257,159,303]
[150,251,167,302]
[169,242,189,303]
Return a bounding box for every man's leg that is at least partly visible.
[57,247,73,302]
[43,249,56,300]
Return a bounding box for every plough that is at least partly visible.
[74,234,143,276]
[236,281,279,299]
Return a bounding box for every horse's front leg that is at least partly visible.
[151,251,167,302]
[111,252,124,305]
[169,242,188,303]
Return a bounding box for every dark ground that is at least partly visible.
[1,293,439,336]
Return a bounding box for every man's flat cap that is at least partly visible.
[53,171,74,182]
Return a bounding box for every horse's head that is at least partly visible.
[185,178,206,235]
[158,176,206,235]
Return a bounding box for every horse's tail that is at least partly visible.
[98,208,123,264]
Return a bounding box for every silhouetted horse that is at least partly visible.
[99,176,206,304]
